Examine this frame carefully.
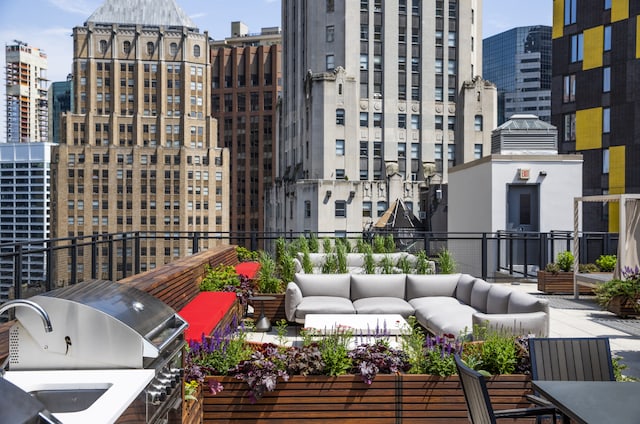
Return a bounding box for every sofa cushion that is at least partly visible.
[424,304,476,337]
[350,274,406,300]
[508,291,549,314]
[409,296,464,321]
[485,285,512,314]
[454,274,476,305]
[469,279,492,312]
[473,311,549,337]
[346,253,365,268]
[406,274,459,300]
[295,273,351,298]
[353,297,414,318]
[295,296,355,321]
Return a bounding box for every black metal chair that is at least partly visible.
[529,337,615,382]
[527,337,615,423]
[454,354,557,424]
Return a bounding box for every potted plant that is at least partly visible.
[537,250,585,294]
[595,266,640,318]
[252,251,287,322]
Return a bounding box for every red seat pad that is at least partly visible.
[178,291,237,341]
[234,261,261,279]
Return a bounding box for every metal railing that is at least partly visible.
[0,230,619,303]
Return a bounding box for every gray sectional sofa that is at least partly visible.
[285,273,549,337]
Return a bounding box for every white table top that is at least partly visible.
[304,314,411,336]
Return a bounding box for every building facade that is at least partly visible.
[51,0,230,284]
[268,0,496,236]
[210,23,282,248]
[483,26,552,125]
[551,0,639,232]
[0,142,55,302]
[48,77,73,144]
[5,41,49,143]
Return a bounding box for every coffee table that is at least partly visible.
[304,314,411,336]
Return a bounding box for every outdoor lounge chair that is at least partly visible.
[454,354,556,424]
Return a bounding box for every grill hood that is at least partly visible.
[10,280,187,370]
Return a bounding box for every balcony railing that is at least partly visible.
[0,230,618,303]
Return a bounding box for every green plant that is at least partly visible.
[256,251,284,293]
[308,234,320,253]
[322,237,333,254]
[275,319,289,347]
[302,250,314,274]
[415,250,432,275]
[384,234,396,253]
[321,252,338,274]
[275,238,286,264]
[295,235,309,256]
[318,326,353,376]
[544,262,561,273]
[363,248,375,274]
[380,254,395,274]
[184,380,199,402]
[595,266,640,312]
[436,249,456,274]
[199,264,240,291]
[401,316,428,374]
[355,237,367,253]
[278,249,296,284]
[595,254,617,272]
[397,256,412,274]
[336,242,348,273]
[556,251,575,272]
[477,330,517,375]
[579,263,600,273]
[372,235,386,253]
[236,246,259,262]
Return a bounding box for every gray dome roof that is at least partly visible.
[86,0,197,29]
[495,114,556,132]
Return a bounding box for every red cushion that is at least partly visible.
[234,261,261,279]
[178,292,237,341]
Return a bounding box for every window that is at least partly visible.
[565,0,577,25]
[335,200,346,217]
[435,59,443,74]
[474,115,483,131]
[604,25,611,51]
[194,44,200,57]
[570,33,583,62]
[99,40,108,53]
[603,67,610,92]
[448,60,456,75]
[447,116,455,130]
[604,0,611,9]
[170,42,178,56]
[363,201,372,218]
[360,112,368,127]
[398,143,406,158]
[146,42,154,55]
[336,109,345,125]
[435,87,443,101]
[377,201,387,217]
[336,169,346,179]
[360,24,369,40]
[474,144,483,159]
[563,74,576,103]
[326,25,335,42]
[603,148,610,174]
[564,113,576,141]
[305,201,311,218]
[398,114,406,129]
[336,139,345,155]
[373,113,382,128]
[435,115,443,130]
[326,54,335,70]
[327,0,334,12]
[123,40,131,54]
[360,54,368,70]
[603,107,610,133]
[411,115,420,130]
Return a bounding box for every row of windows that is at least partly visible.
[569,26,610,64]
[562,107,610,143]
[564,0,611,26]
[97,39,201,58]
[563,67,610,104]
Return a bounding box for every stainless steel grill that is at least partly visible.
[8,280,188,423]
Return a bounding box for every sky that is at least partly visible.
[0,0,552,137]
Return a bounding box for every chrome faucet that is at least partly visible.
[0,299,53,333]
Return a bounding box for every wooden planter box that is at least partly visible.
[202,374,534,423]
[250,293,286,322]
[537,271,593,294]
[607,295,640,318]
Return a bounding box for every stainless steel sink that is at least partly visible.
[29,388,108,413]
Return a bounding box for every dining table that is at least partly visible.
[531,380,640,424]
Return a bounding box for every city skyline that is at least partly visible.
[0,0,552,139]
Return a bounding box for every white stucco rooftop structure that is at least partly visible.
[86,0,197,29]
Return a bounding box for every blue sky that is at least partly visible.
[0,0,552,137]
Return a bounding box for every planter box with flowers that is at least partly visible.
[595,266,640,318]
[185,320,536,423]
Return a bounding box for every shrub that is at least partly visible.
[556,251,574,272]
[236,246,259,262]
[436,249,456,274]
[322,237,333,254]
[397,256,412,274]
[355,237,368,253]
[380,254,395,274]
[384,234,396,253]
[199,264,239,292]
[275,238,286,264]
[321,253,338,274]
[595,266,640,312]
[579,263,600,273]
[295,235,309,256]
[308,234,320,253]
[415,250,433,275]
[302,250,314,274]
[278,249,296,284]
[595,254,617,272]
[372,235,386,253]
[336,242,348,273]
[256,251,284,293]
[363,248,375,274]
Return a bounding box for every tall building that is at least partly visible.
[268,0,496,235]
[5,41,49,143]
[210,23,282,248]
[51,0,230,284]
[483,26,552,125]
[551,0,639,232]
[48,76,73,144]
[0,142,55,302]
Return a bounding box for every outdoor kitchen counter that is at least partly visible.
[4,369,155,424]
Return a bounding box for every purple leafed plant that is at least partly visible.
[348,340,411,384]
